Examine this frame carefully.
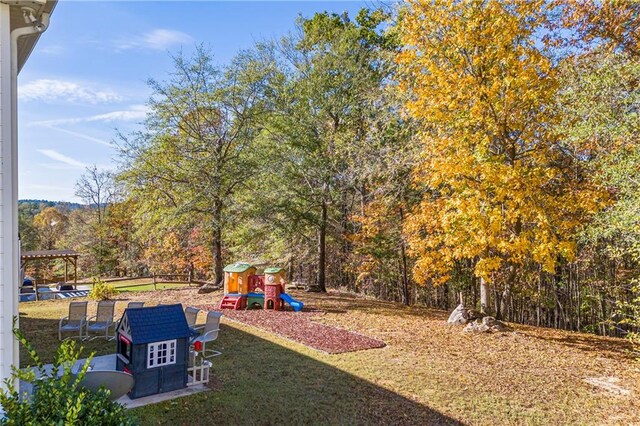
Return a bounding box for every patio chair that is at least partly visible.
[185,306,201,331]
[113,301,145,330]
[58,301,88,341]
[190,311,223,359]
[86,300,117,340]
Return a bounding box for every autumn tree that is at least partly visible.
[33,206,68,250]
[74,165,119,274]
[559,50,640,251]
[256,9,395,292]
[117,46,269,287]
[347,85,418,305]
[18,203,39,251]
[75,165,117,224]
[397,0,605,315]
[31,206,69,281]
[142,232,190,275]
[103,200,145,276]
[554,2,640,340]
[555,0,640,57]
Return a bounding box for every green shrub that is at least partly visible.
[88,277,120,301]
[0,322,136,425]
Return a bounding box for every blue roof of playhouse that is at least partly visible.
[123,304,193,344]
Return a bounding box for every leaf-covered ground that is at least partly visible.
[198,306,386,354]
[18,283,640,425]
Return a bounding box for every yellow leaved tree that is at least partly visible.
[396,0,606,314]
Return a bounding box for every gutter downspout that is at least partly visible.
[6,12,49,383]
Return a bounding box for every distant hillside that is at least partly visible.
[18,199,85,216]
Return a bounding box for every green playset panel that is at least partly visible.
[246,294,265,309]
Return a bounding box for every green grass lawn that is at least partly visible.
[17,288,640,425]
[116,282,188,292]
[90,278,192,292]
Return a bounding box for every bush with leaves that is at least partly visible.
[0,323,136,425]
[88,277,120,301]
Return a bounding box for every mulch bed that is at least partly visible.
[196,305,386,354]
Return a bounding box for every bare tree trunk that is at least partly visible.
[339,189,352,289]
[399,207,410,306]
[213,198,224,286]
[213,231,223,285]
[287,255,295,282]
[199,201,224,294]
[317,199,327,292]
[480,276,490,314]
[537,268,543,326]
[502,288,511,321]
[472,274,478,308]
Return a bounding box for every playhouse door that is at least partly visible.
[228,275,238,293]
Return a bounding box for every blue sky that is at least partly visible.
[18,1,369,202]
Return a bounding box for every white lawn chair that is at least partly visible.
[114,301,145,330]
[58,301,88,341]
[191,311,222,359]
[185,306,201,331]
[86,300,117,340]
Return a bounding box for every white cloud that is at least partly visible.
[88,105,149,122]
[38,149,87,170]
[19,79,123,104]
[32,105,149,126]
[115,29,193,51]
[41,126,113,147]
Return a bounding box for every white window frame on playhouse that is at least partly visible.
[147,339,177,368]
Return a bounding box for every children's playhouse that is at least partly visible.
[219,263,304,312]
[115,304,203,399]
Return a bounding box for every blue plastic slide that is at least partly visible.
[280,293,304,312]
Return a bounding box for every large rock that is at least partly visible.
[463,316,511,333]
[485,316,511,332]
[463,320,490,333]
[447,304,469,325]
[482,316,499,327]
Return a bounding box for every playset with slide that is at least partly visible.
[219,263,304,312]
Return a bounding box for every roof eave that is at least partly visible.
[7,0,58,73]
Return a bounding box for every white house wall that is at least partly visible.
[0,3,18,383]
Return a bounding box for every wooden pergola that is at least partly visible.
[20,249,80,287]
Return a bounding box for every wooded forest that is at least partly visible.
[20,1,640,349]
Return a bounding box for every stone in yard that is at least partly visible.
[463,320,490,333]
[491,322,511,332]
[463,317,511,333]
[447,304,469,325]
[482,316,511,332]
[482,316,498,326]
